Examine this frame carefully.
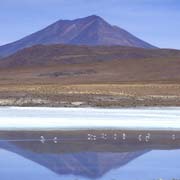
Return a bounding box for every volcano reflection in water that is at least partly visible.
[0,130,180,180]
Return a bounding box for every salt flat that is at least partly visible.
[0,107,180,130]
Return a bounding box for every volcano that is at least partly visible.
[0,15,155,57]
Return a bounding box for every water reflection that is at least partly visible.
[0,130,180,180]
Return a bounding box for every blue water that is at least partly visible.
[0,141,180,180]
[1,149,180,180]
[0,107,180,179]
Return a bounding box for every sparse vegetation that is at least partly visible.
[0,83,180,107]
[0,45,180,107]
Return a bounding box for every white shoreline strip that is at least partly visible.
[0,107,180,131]
[0,117,180,131]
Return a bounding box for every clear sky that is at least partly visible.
[1,0,180,49]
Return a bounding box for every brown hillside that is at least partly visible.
[0,45,180,107]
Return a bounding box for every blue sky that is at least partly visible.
[1,0,180,49]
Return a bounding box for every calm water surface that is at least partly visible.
[1,107,180,180]
[0,130,180,180]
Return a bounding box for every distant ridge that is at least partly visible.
[1,44,179,68]
[0,15,155,57]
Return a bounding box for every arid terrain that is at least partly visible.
[0,45,180,107]
[0,15,179,107]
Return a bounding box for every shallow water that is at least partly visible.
[0,107,180,179]
[0,130,180,180]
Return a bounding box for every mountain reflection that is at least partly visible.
[0,130,180,179]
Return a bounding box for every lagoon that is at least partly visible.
[0,107,180,180]
[0,129,180,180]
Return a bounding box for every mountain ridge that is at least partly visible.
[0,15,155,57]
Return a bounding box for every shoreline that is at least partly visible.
[1,96,180,108]
[0,107,180,131]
